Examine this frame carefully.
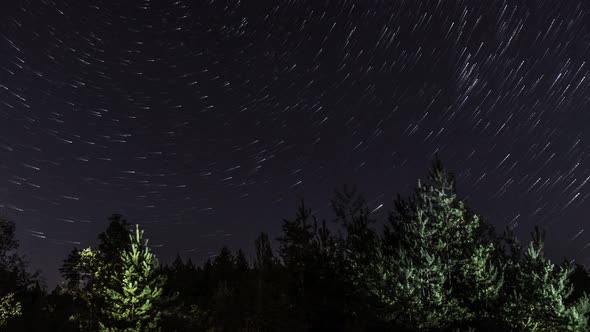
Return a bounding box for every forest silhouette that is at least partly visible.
[1,158,590,331]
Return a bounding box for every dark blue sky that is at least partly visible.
[2,0,590,287]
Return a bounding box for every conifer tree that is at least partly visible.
[0,292,21,327]
[569,263,590,305]
[254,232,275,272]
[209,246,240,331]
[252,232,290,331]
[278,200,352,330]
[99,224,165,332]
[160,255,206,332]
[63,247,104,330]
[59,214,132,331]
[501,226,590,331]
[332,185,379,283]
[372,158,502,329]
[0,216,40,331]
[330,185,382,329]
[235,249,249,272]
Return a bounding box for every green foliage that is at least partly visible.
[500,226,590,331]
[0,215,38,291]
[0,292,21,327]
[63,247,104,330]
[59,214,132,331]
[99,224,165,332]
[331,185,383,328]
[372,158,502,329]
[0,215,44,332]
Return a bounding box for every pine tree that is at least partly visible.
[59,214,132,331]
[332,186,380,320]
[99,224,165,332]
[63,247,104,330]
[332,185,379,281]
[212,246,236,280]
[0,216,40,331]
[569,263,590,305]
[501,226,590,331]
[252,232,290,331]
[254,232,275,272]
[160,255,206,332]
[372,158,502,329]
[278,200,352,330]
[0,292,21,327]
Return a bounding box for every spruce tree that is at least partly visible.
[99,224,165,332]
[501,226,590,331]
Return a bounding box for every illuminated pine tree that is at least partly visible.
[99,224,165,332]
[60,214,131,331]
[372,158,502,329]
[0,292,21,327]
[501,226,590,331]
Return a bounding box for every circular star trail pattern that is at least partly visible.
[2,0,590,285]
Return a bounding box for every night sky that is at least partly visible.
[2,0,590,287]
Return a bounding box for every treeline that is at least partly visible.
[2,159,590,331]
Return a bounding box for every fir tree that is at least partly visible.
[99,224,165,332]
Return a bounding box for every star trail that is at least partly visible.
[2,0,590,286]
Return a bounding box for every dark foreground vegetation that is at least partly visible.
[1,159,590,331]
